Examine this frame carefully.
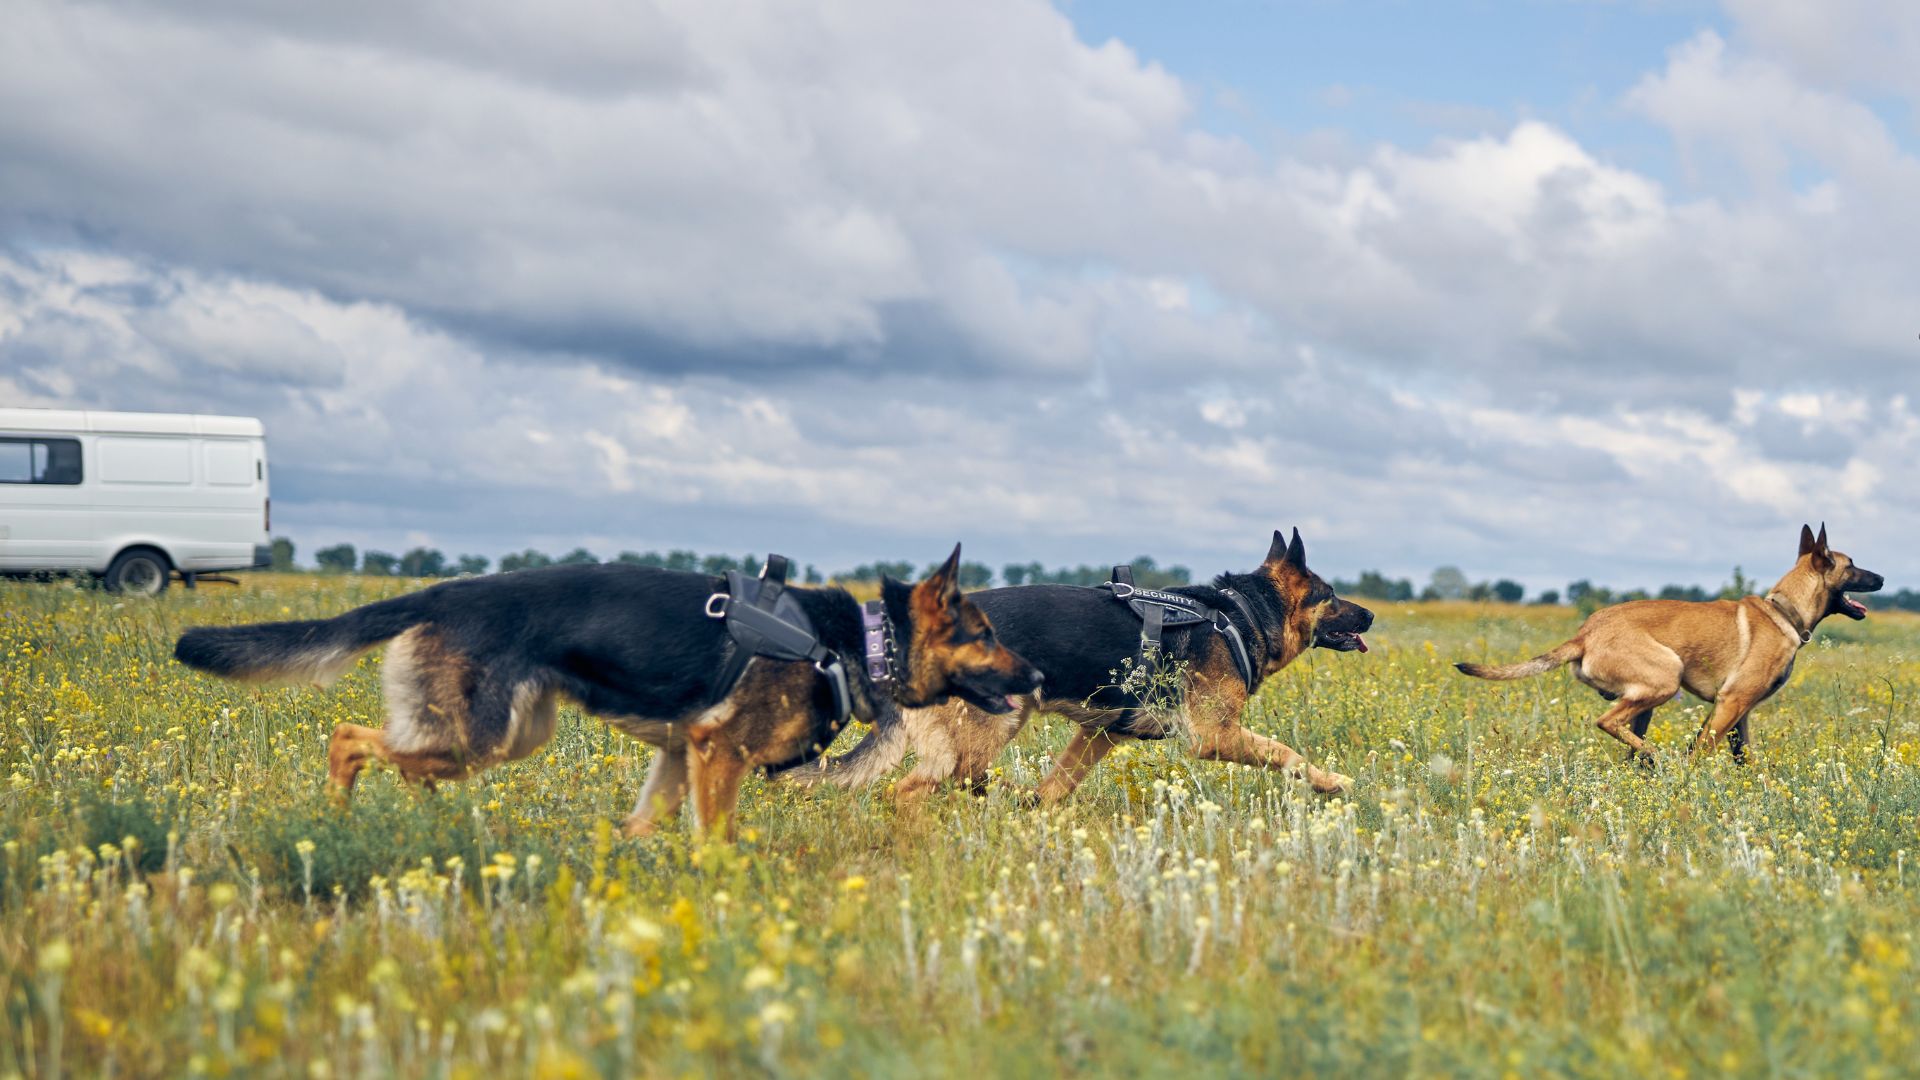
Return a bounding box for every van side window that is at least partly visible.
[0,437,83,485]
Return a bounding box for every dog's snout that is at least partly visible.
[1856,570,1886,592]
[1354,604,1376,632]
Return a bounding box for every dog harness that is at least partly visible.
[705,555,896,769]
[1101,566,1259,694]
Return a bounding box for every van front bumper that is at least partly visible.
[253,544,273,569]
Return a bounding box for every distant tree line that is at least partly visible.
[1325,564,1915,613]
[272,539,1913,610]
[1002,555,1191,590]
[275,539,1184,590]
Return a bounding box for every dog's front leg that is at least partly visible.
[686,724,751,841]
[894,702,967,803]
[623,743,690,838]
[1690,692,1762,762]
[1189,720,1351,793]
[1034,726,1131,805]
[1725,716,1752,763]
[1185,673,1351,793]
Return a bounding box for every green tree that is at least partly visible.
[399,548,447,577]
[1346,570,1413,601]
[957,561,994,589]
[1534,589,1561,606]
[456,555,490,576]
[1718,566,1753,600]
[1570,579,1614,616]
[1129,556,1191,589]
[500,550,553,573]
[1429,566,1469,600]
[700,554,741,575]
[361,551,398,576]
[1003,563,1029,586]
[557,548,599,566]
[845,561,915,582]
[315,543,356,574]
[270,537,297,571]
[804,564,823,584]
[664,550,699,572]
[1491,579,1525,604]
[616,551,665,567]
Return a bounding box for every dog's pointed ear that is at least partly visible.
[1265,527,1306,567]
[1811,523,1833,571]
[1266,529,1290,564]
[923,543,964,608]
[1799,523,1817,557]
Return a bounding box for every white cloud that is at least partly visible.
[1,0,1916,588]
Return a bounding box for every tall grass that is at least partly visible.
[1,575,1915,1075]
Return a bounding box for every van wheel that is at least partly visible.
[105,549,171,596]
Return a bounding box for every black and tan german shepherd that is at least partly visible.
[173,546,1042,837]
[783,528,1373,804]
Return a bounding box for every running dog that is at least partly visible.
[1455,524,1883,762]
[174,546,1042,837]
[783,528,1373,804]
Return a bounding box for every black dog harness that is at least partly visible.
[705,555,897,770]
[1101,565,1259,694]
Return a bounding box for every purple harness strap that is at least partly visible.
[862,600,894,683]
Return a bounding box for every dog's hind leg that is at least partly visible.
[1593,697,1665,764]
[327,723,384,795]
[623,746,690,838]
[326,722,479,795]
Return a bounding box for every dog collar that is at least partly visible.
[862,600,897,684]
[1764,593,1812,644]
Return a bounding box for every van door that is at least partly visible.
[0,435,93,569]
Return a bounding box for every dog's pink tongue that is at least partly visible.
[1355,636,1369,653]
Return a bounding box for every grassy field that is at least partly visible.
[2,572,1917,1077]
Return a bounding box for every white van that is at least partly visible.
[0,408,272,595]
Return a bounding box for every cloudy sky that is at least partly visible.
[2,0,1914,591]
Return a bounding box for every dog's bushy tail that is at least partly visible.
[1454,640,1582,681]
[174,593,433,685]
[769,709,910,788]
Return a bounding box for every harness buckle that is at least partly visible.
[704,592,729,619]
[1108,581,1135,600]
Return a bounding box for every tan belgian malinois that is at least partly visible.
[1455,524,1883,762]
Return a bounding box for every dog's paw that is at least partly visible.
[1317,771,1355,795]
